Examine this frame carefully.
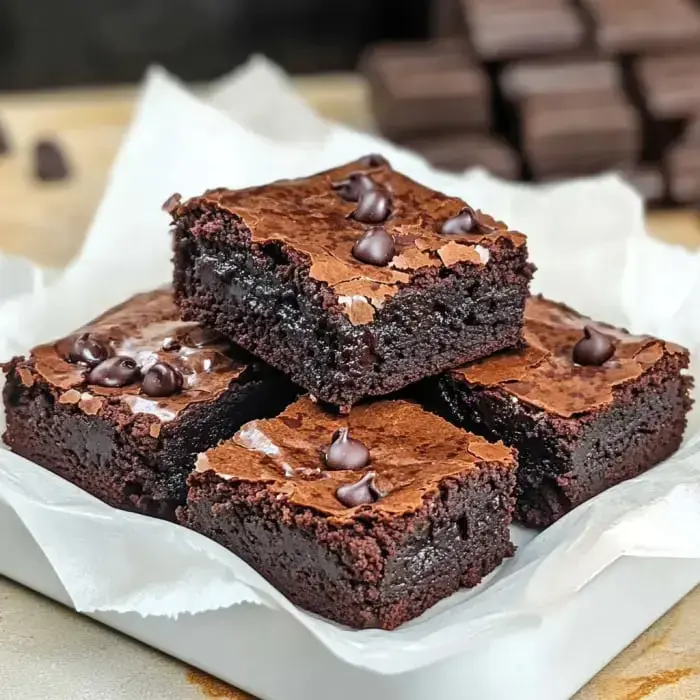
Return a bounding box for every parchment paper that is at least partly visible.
[1,61,699,676]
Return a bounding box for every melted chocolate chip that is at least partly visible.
[331,173,376,202]
[181,326,226,348]
[359,153,390,168]
[351,227,395,266]
[440,207,476,235]
[87,356,141,388]
[33,139,70,182]
[142,362,183,397]
[66,333,111,367]
[162,337,181,352]
[352,189,391,224]
[573,326,615,366]
[335,471,383,507]
[324,428,371,470]
[162,192,182,214]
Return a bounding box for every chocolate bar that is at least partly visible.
[522,92,640,177]
[362,41,490,140]
[402,133,520,178]
[668,142,700,204]
[464,0,588,61]
[501,59,621,103]
[580,0,700,54]
[634,52,700,121]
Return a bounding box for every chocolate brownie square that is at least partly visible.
[171,157,533,409]
[2,288,297,519]
[179,396,517,629]
[421,296,693,528]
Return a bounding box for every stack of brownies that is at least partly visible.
[2,156,693,629]
[363,0,700,207]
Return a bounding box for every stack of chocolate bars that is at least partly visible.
[3,158,692,630]
[362,0,700,206]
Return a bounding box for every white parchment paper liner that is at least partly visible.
[1,62,699,676]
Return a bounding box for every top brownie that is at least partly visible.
[171,156,533,407]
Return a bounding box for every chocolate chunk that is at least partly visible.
[162,192,182,214]
[573,326,615,366]
[335,471,383,507]
[162,337,181,352]
[332,173,376,202]
[361,42,490,140]
[440,208,476,235]
[33,139,70,182]
[66,333,111,367]
[359,153,390,168]
[352,189,391,223]
[87,356,141,388]
[0,119,10,156]
[352,227,395,267]
[142,362,183,397]
[324,428,371,470]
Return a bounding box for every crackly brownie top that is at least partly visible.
[197,396,515,519]
[172,156,526,325]
[18,288,253,427]
[452,295,689,418]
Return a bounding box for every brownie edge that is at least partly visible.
[178,398,517,629]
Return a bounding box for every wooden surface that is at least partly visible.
[0,75,699,700]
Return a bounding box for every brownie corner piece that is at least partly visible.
[170,157,533,408]
[421,295,693,528]
[179,396,517,629]
[2,288,297,519]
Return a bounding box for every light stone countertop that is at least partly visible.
[0,74,699,699]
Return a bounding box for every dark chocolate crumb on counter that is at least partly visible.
[33,139,70,182]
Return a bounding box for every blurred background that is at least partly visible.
[0,0,429,86]
[1,0,700,267]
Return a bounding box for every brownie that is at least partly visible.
[420,295,692,528]
[2,288,297,519]
[361,41,490,140]
[171,158,533,409]
[179,396,517,629]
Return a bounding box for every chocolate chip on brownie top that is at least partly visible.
[452,295,688,418]
[196,396,515,519]
[23,288,252,422]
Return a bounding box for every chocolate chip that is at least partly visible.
[66,333,111,367]
[87,356,141,388]
[352,189,391,224]
[359,154,390,168]
[573,326,615,366]
[182,326,226,348]
[0,119,10,156]
[332,173,375,202]
[33,139,70,182]
[352,227,395,266]
[441,207,477,235]
[325,428,371,470]
[336,471,383,508]
[162,337,181,352]
[142,362,183,397]
[162,192,182,214]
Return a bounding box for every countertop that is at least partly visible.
[0,73,699,700]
